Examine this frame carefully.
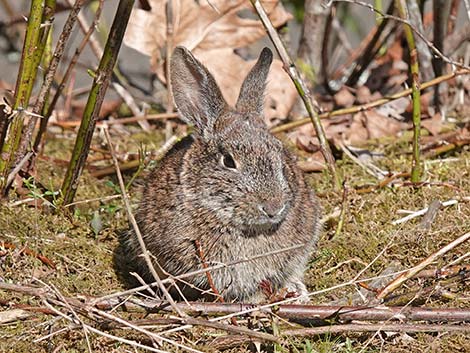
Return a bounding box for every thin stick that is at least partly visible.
[60,0,135,205]
[346,0,394,86]
[250,0,340,190]
[102,126,185,317]
[33,0,105,154]
[45,282,93,353]
[42,300,171,353]
[392,199,460,225]
[377,231,470,299]
[51,112,179,128]
[90,307,204,353]
[3,282,470,325]
[194,239,222,301]
[283,323,470,336]
[72,0,149,131]
[271,69,470,133]
[20,0,86,163]
[5,151,33,188]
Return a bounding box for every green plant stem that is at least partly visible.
[0,0,44,188]
[395,0,421,182]
[374,0,383,24]
[24,0,56,106]
[250,0,341,190]
[34,0,104,154]
[40,26,54,120]
[60,0,135,206]
[20,0,85,159]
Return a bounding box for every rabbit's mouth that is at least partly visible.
[242,220,282,236]
[239,211,287,235]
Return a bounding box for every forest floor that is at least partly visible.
[0,119,469,352]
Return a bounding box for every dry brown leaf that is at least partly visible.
[125,0,291,65]
[295,131,320,153]
[334,87,355,108]
[356,85,372,104]
[297,156,325,172]
[344,110,408,145]
[124,0,296,123]
[421,113,444,136]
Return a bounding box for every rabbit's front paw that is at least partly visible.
[285,279,310,304]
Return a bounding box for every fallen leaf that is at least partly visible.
[124,0,296,122]
[376,97,409,121]
[297,156,325,172]
[421,112,444,136]
[334,87,355,108]
[356,85,372,104]
[125,0,291,65]
[344,110,408,145]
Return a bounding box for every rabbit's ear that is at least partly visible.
[235,47,273,115]
[170,46,227,138]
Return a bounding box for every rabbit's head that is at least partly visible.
[170,47,294,234]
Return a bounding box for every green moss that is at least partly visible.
[1,126,469,352]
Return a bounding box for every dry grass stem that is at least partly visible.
[283,323,470,336]
[377,231,470,299]
[392,198,466,225]
[102,125,185,317]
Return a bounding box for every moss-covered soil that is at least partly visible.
[0,125,469,352]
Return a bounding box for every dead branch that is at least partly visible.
[2,282,470,324]
[33,0,105,155]
[345,1,395,87]
[298,0,330,84]
[330,0,470,70]
[377,231,470,299]
[283,323,470,336]
[51,112,179,128]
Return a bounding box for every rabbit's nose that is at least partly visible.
[258,202,286,218]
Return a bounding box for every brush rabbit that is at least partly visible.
[125,46,321,303]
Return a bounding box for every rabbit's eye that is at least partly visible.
[221,153,237,169]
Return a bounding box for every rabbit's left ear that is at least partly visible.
[235,47,273,115]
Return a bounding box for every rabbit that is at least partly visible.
[124,46,321,303]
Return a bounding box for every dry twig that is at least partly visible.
[102,126,185,317]
[283,323,470,336]
[377,231,470,299]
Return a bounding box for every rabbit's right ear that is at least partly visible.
[170,47,227,139]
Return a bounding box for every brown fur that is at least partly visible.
[125,47,321,302]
